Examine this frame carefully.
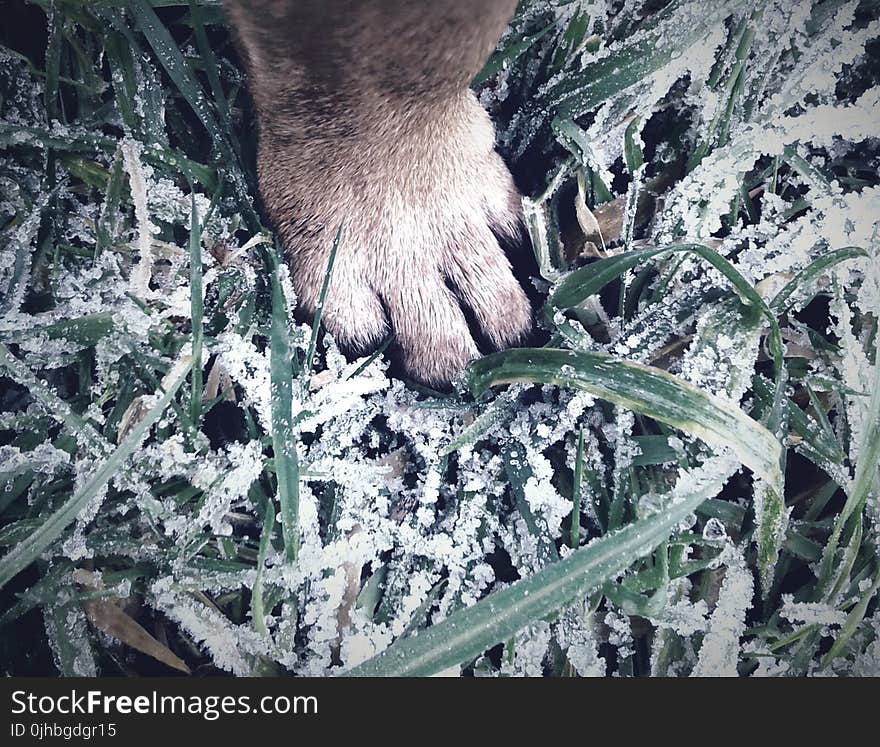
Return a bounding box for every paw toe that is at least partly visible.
[444,228,533,351]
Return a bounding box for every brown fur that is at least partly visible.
[225,0,532,386]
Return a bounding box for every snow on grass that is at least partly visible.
[1,0,879,677]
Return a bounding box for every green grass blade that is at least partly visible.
[624,116,644,173]
[0,312,114,347]
[687,12,758,171]
[754,478,790,596]
[129,0,257,224]
[188,195,204,423]
[752,376,848,482]
[0,122,217,189]
[0,351,192,591]
[441,390,515,456]
[816,345,880,600]
[268,248,300,564]
[345,335,393,381]
[44,595,98,676]
[552,118,613,203]
[473,21,554,87]
[468,347,782,490]
[345,458,725,676]
[630,435,679,466]
[770,246,868,315]
[547,247,663,311]
[569,425,585,549]
[304,223,343,378]
[129,1,218,137]
[100,11,167,145]
[821,567,880,668]
[547,241,787,429]
[0,342,108,454]
[251,489,276,638]
[189,0,235,151]
[550,244,781,351]
[44,1,62,123]
[533,0,742,121]
[96,150,125,253]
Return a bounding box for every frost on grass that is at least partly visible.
[691,544,753,676]
[1,0,879,677]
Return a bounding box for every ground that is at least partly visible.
[1,0,879,677]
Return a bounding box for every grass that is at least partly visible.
[0,0,879,677]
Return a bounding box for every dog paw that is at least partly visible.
[257,92,532,387]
